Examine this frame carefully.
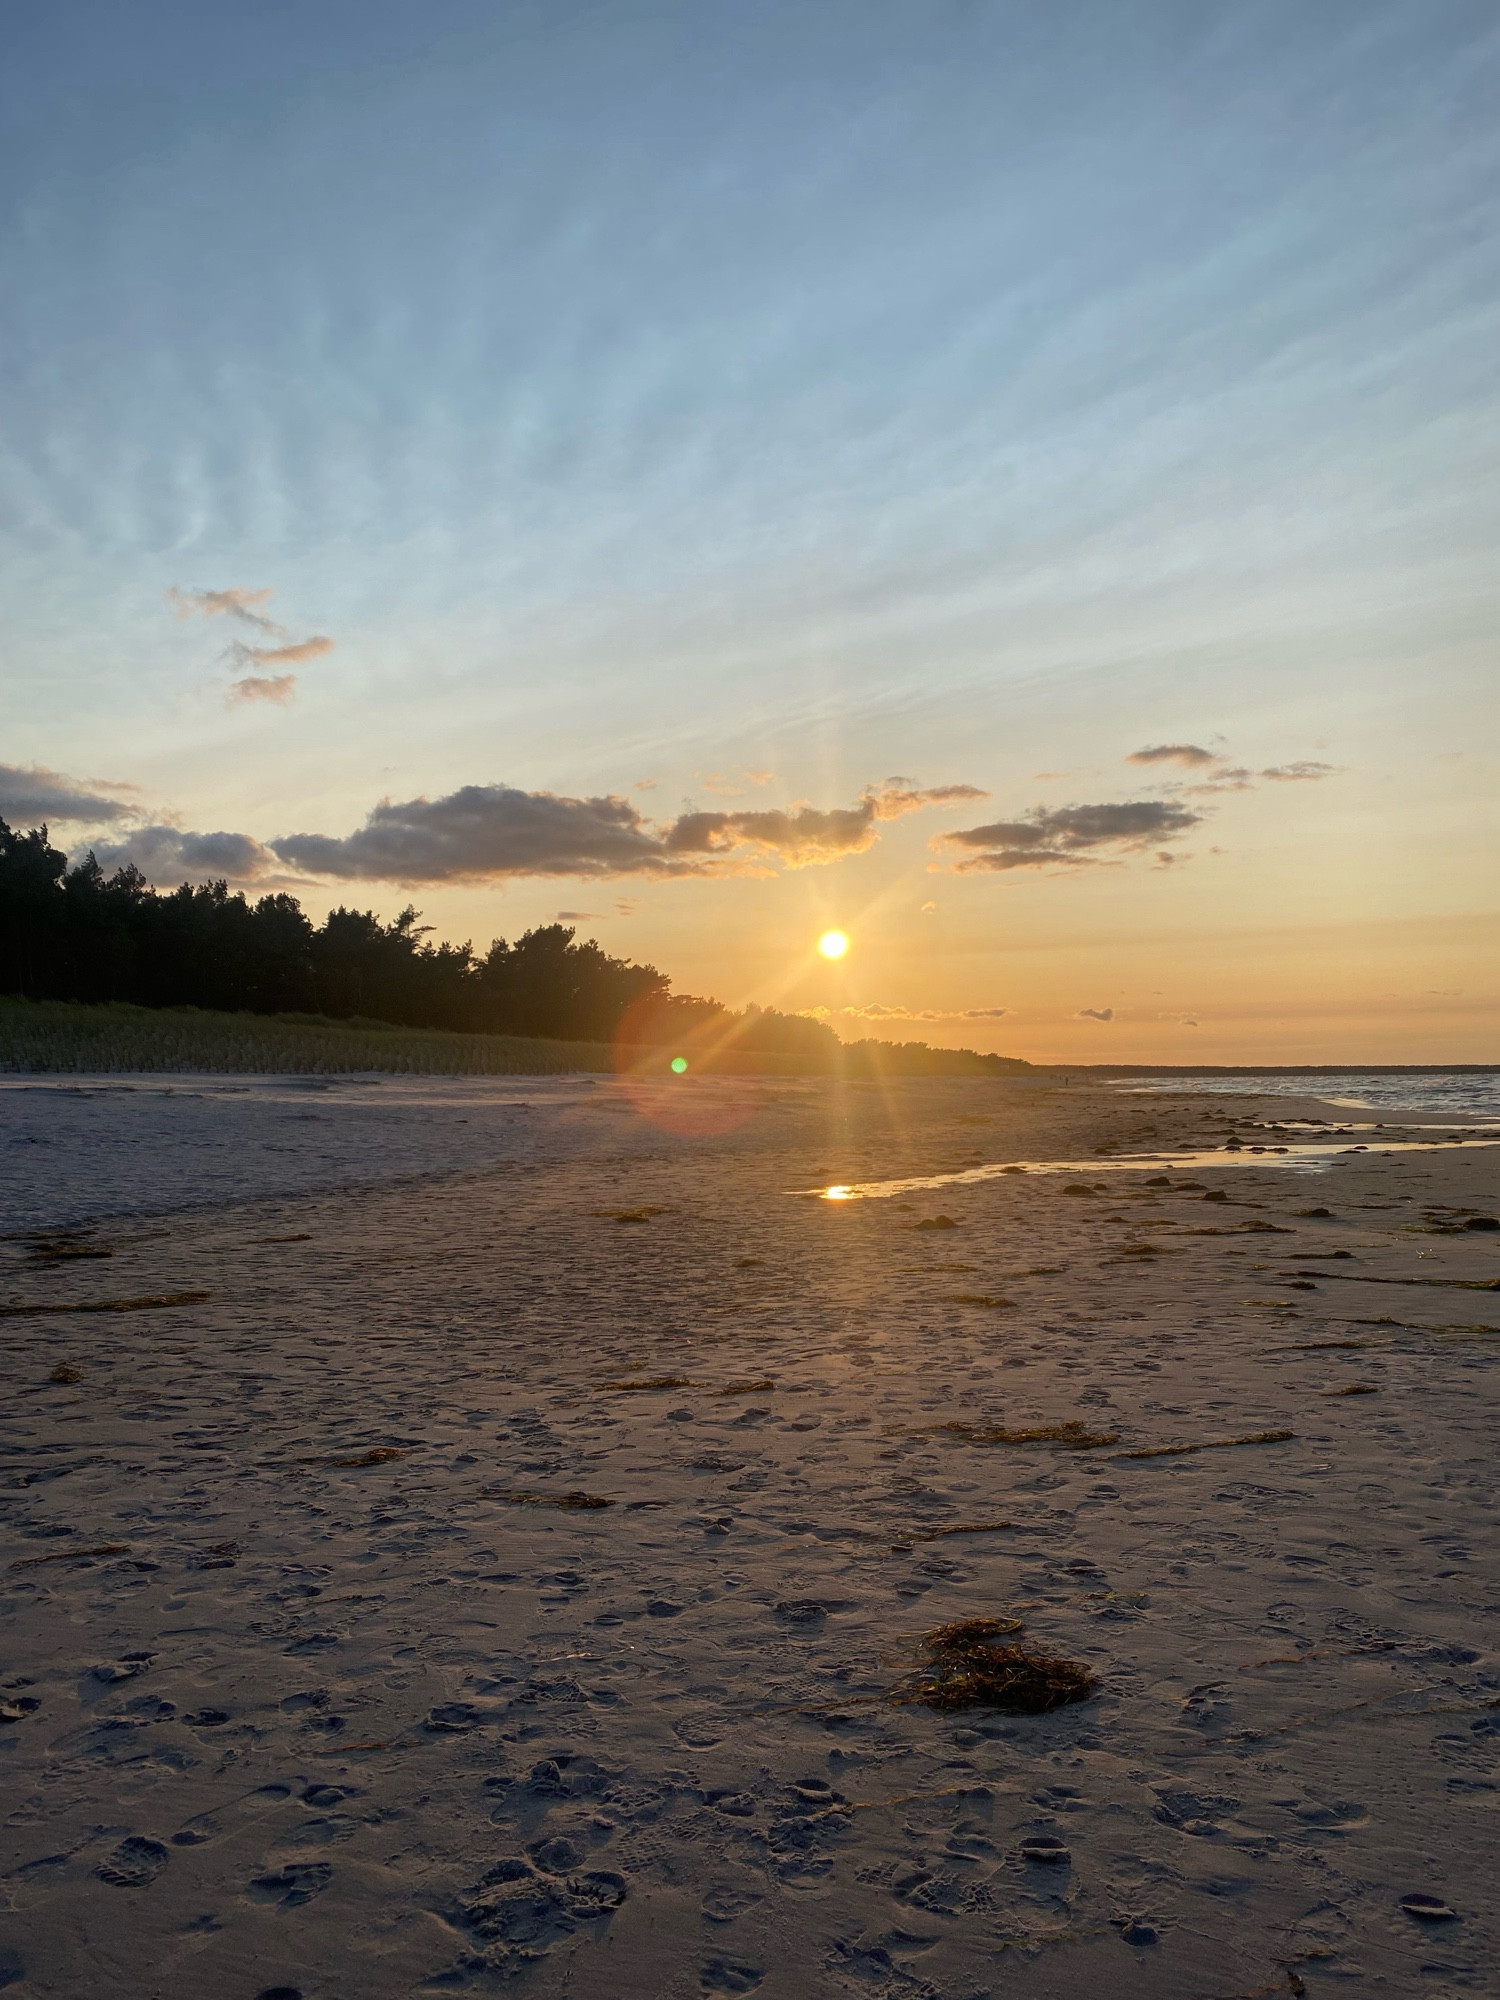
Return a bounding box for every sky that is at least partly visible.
[2,0,1496,1063]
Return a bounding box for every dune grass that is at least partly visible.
[0,997,614,1077]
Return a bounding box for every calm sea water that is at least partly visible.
[1120,1070,1500,1121]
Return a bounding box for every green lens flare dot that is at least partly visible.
[670,1056,689,1074]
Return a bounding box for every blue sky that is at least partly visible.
[3,0,1496,1058]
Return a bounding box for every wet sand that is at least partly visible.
[2,1074,1497,1998]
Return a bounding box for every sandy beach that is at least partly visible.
[3,1073,1498,1999]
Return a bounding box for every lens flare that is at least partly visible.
[818,929,849,959]
[670,1056,689,1073]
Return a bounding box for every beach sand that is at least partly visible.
[2,1074,1497,1998]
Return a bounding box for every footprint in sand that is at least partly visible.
[96,1836,168,1888]
[1400,1893,1458,1922]
[173,1783,293,1848]
[425,1701,483,1732]
[701,1958,766,1993]
[1292,1799,1369,1832]
[1018,1835,1071,1866]
[249,1862,332,1908]
[701,1884,763,1924]
[91,1654,153,1684]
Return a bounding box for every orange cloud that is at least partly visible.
[228,674,298,706]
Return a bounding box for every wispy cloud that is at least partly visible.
[273,777,986,884]
[166,585,282,633]
[936,800,1200,872]
[0,762,141,826]
[228,673,299,706]
[1127,742,1218,767]
[168,585,333,707]
[1077,1007,1114,1022]
[227,635,336,670]
[1129,742,1341,794]
[698,767,778,796]
[807,1001,1008,1023]
[1260,761,1337,782]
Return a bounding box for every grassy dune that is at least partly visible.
[0,999,616,1077]
[0,999,1026,1080]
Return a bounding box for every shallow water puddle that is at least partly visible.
[797,1137,1500,1202]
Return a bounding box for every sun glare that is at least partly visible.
[818,929,849,960]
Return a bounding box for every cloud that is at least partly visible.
[227,636,335,670]
[936,799,1201,872]
[168,586,333,710]
[89,824,279,884]
[167,585,282,633]
[699,767,777,796]
[806,1002,1008,1024]
[1183,766,1254,793]
[1077,1007,1114,1022]
[1126,743,1341,795]
[275,786,680,883]
[1183,759,1340,794]
[1127,743,1218,767]
[667,779,987,868]
[1260,761,1337,782]
[0,763,141,826]
[272,778,986,884]
[555,910,603,921]
[228,674,299,706]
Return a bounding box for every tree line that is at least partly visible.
[0,818,834,1052]
[0,817,1029,1073]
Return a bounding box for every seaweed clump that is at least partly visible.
[0,1291,209,1320]
[894,1618,1097,1714]
[931,1420,1119,1450]
[599,1375,697,1393]
[482,1487,613,1509]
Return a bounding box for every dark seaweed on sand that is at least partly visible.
[894,1618,1097,1714]
[0,1291,209,1319]
[9,1543,129,1570]
[482,1487,613,1508]
[1114,1428,1295,1460]
[930,1420,1119,1450]
[27,1239,113,1264]
[599,1374,697,1392]
[902,1519,1012,1543]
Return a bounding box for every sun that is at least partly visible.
[818,929,849,960]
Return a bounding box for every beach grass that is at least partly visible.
[0,997,615,1077]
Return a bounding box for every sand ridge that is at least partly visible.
[1,1076,1497,1997]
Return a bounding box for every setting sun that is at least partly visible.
[818,929,849,960]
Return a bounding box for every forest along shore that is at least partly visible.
[2,1077,1497,1999]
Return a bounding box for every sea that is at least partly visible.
[1114,1069,1500,1122]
